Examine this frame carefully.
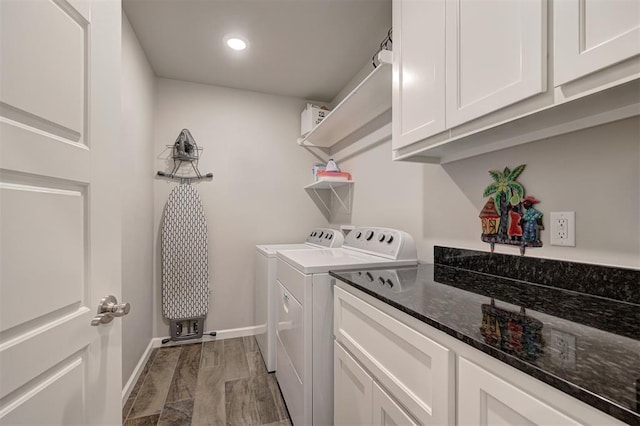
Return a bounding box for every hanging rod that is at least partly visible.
[157,171,213,181]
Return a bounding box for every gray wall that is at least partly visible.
[121,13,156,385]
[337,117,640,268]
[153,78,328,337]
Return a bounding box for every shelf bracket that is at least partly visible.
[312,183,352,214]
[311,188,332,214]
[328,183,352,213]
[305,180,354,217]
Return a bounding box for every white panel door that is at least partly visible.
[334,342,373,426]
[554,0,640,85]
[457,357,582,425]
[392,0,446,150]
[445,0,546,127]
[372,382,419,426]
[0,0,122,425]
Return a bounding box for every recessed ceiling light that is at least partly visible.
[226,37,247,51]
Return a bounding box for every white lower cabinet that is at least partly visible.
[373,382,420,426]
[334,283,628,426]
[334,342,373,426]
[334,286,454,425]
[457,356,581,425]
[334,341,419,426]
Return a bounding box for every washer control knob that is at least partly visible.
[365,272,374,282]
[318,231,324,238]
[387,235,394,244]
[365,231,374,241]
[356,232,362,239]
[378,234,386,242]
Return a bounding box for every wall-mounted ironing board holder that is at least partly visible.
[157,171,213,184]
[157,128,213,184]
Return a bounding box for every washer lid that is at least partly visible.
[256,243,315,257]
[276,248,417,274]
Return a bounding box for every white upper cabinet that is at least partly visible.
[445,0,547,127]
[554,0,640,86]
[392,0,639,163]
[392,0,446,150]
[392,0,547,152]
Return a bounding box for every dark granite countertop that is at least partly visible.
[330,264,640,425]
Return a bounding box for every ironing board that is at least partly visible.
[161,183,209,341]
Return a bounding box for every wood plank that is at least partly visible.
[128,347,181,419]
[192,367,225,426]
[157,399,194,426]
[128,348,159,403]
[247,351,267,376]
[252,374,282,425]
[243,335,259,352]
[166,344,201,402]
[223,338,250,381]
[267,373,290,423]
[123,414,160,426]
[201,340,223,368]
[225,378,260,425]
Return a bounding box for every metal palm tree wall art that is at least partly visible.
[479,164,543,255]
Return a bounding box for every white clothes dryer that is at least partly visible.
[274,227,418,426]
[255,228,343,372]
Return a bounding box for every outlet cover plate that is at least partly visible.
[550,328,576,368]
[550,211,575,246]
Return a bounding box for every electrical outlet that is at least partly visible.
[550,329,576,368]
[550,212,575,246]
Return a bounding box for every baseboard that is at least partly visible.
[150,324,262,348]
[122,339,155,404]
[122,324,261,406]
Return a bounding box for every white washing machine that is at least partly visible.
[255,228,344,372]
[274,227,418,426]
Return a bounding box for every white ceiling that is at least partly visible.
[123,0,392,103]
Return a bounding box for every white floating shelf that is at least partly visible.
[298,50,392,149]
[304,179,354,190]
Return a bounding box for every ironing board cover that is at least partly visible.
[161,184,209,320]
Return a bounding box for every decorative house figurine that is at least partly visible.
[479,198,500,235]
[480,165,543,255]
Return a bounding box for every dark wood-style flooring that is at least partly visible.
[122,336,291,426]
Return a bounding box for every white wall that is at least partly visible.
[338,117,640,269]
[121,14,156,384]
[153,78,327,336]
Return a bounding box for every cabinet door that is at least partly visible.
[373,382,420,426]
[445,0,547,127]
[458,357,582,425]
[334,342,373,426]
[334,286,454,425]
[554,0,640,85]
[392,0,446,150]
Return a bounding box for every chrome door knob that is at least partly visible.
[91,295,131,326]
